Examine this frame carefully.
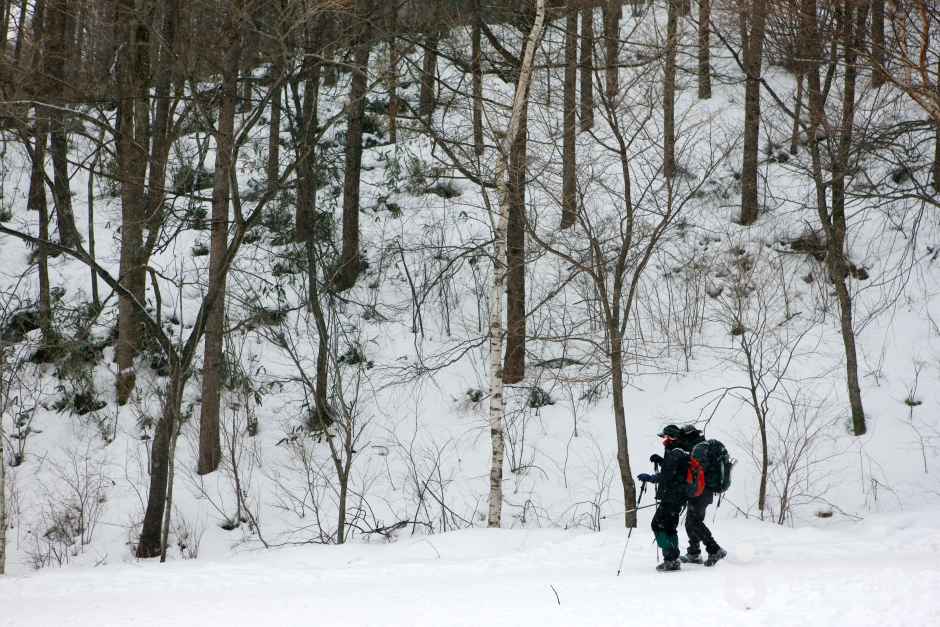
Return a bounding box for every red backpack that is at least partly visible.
[686,457,706,498]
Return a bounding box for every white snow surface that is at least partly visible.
[2,509,939,626]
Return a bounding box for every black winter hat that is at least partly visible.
[657,424,682,438]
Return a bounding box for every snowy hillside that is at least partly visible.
[3,0,940,623]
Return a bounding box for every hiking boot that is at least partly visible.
[656,559,681,572]
[704,548,727,567]
[680,552,703,564]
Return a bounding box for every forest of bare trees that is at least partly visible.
[1,0,939,571]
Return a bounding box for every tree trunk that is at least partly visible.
[663,0,678,179]
[489,0,546,529]
[29,125,52,344]
[894,1,911,85]
[602,1,620,102]
[159,383,184,562]
[334,12,370,292]
[472,0,484,156]
[13,0,27,64]
[295,36,330,429]
[72,0,84,73]
[45,0,81,248]
[739,0,768,226]
[0,0,10,54]
[88,143,100,310]
[829,0,868,436]
[803,0,867,437]
[336,460,349,544]
[307,249,330,429]
[419,35,438,122]
[791,72,804,155]
[677,0,691,16]
[0,348,5,574]
[610,334,637,528]
[934,60,940,191]
[758,417,768,514]
[871,0,885,86]
[49,123,78,245]
[743,341,769,513]
[268,78,282,189]
[29,3,51,348]
[198,3,242,476]
[295,50,320,243]
[115,0,150,405]
[698,0,711,99]
[137,369,185,557]
[503,101,527,386]
[579,7,594,131]
[387,3,399,144]
[561,3,578,229]
[142,0,180,265]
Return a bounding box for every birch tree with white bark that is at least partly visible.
[487,0,547,529]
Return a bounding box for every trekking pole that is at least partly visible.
[599,503,657,520]
[616,481,648,576]
[652,461,661,564]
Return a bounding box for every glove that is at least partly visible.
[637,473,654,483]
[649,454,664,465]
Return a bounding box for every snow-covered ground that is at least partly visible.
[3,508,939,626]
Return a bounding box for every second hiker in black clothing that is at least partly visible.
[673,425,726,567]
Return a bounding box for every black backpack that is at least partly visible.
[678,425,705,452]
[690,439,734,493]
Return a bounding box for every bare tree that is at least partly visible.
[419,11,440,123]
[334,0,374,291]
[0,292,12,575]
[871,0,886,86]
[0,402,4,575]
[663,0,679,179]
[802,0,868,435]
[44,0,81,248]
[504,38,530,386]
[29,123,53,345]
[199,0,245,476]
[533,61,727,527]
[602,0,621,102]
[766,392,841,524]
[472,0,485,155]
[487,0,546,528]
[739,0,768,226]
[580,6,595,130]
[114,0,154,405]
[698,0,712,99]
[561,1,579,229]
[702,248,816,515]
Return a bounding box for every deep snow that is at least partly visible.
[2,508,939,626]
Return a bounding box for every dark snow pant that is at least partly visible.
[651,500,684,561]
[685,490,720,556]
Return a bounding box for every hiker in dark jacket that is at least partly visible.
[674,425,726,567]
[637,429,691,572]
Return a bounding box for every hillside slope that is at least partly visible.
[2,3,940,591]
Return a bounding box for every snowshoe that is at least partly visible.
[680,552,703,564]
[656,559,681,572]
[704,548,727,567]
